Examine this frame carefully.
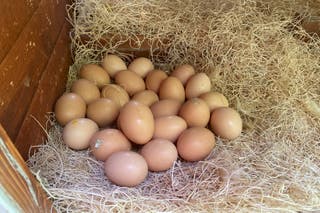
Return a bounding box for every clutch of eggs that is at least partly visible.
[54,54,243,187]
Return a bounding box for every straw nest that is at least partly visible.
[28,0,320,212]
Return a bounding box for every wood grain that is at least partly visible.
[302,16,320,36]
[15,22,72,160]
[79,34,168,49]
[0,0,68,141]
[0,123,54,212]
[79,34,168,58]
[0,0,41,62]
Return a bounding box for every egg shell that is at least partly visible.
[89,129,131,161]
[140,139,178,172]
[159,76,185,102]
[132,90,159,107]
[177,127,216,162]
[102,54,127,77]
[104,151,148,187]
[101,84,130,107]
[150,99,182,118]
[145,69,168,93]
[210,107,242,140]
[118,101,154,145]
[179,98,210,127]
[116,115,122,129]
[54,93,86,126]
[63,118,99,150]
[86,98,120,127]
[114,70,146,96]
[128,57,154,78]
[79,64,110,88]
[153,116,187,142]
[185,73,211,99]
[71,79,100,104]
[199,91,229,112]
[170,64,195,85]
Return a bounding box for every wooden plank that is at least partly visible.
[15,22,72,160]
[79,34,169,52]
[0,0,41,63]
[302,16,320,36]
[0,123,54,212]
[78,34,165,59]
[0,0,68,141]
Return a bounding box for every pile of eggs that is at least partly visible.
[54,54,242,187]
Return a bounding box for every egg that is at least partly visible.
[102,54,127,77]
[71,79,100,104]
[118,101,154,145]
[132,90,159,107]
[179,98,210,127]
[54,93,86,126]
[145,69,168,93]
[116,115,122,129]
[86,98,120,127]
[63,118,99,150]
[79,64,110,88]
[199,91,229,112]
[177,127,216,162]
[140,139,178,172]
[159,76,185,102]
[104,151,148,187]
[170,64,195,85]
[128,57,154,78]
[210,107,242,140]
[150,99,182,118]
[101,84,130,107]
[153,116,187,142]
[114,70,146,96]
[185,73,211,99]
[89,129,131,161]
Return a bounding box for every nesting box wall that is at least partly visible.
[0,0,72,160]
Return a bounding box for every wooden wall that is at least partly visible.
[0,124,54,212]
[0,0,72,160]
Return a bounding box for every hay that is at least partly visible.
[27,0,320,212]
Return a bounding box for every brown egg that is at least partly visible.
[71,79,100,104]
[199,91,229,112]
[159,76,185,102]
[54,93,86,126]
[79,64,110,88]
[185,73,211,99]
[118,101,154,145]
[179,98,210,127]
[128,57,154,78]
[153,116,187,142]
[132,90,159,107]
[114,70,146,96]
[89,129,131,161]
[171,64,195,85]
[63,118,99,150]
[101,84,130,108]
[104,151,148,187]
[177,127,216,162]
[86,98,120,127]
[116,115,122,129]
[102,54,127,77]
[145,69,168,93]
[140,139,178,172]
[210,107,242,140]
[150,99,182,118]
